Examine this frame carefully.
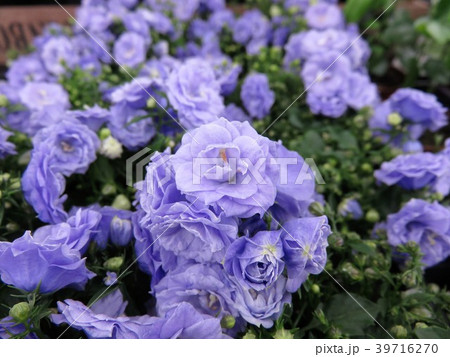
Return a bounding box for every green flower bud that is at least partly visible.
[341,262,363,281]
[243,331,256,339]
[18,151,31,166]
[103,257,124,272]
[9,302,30,323]
[274,328,294,339]
[311,284,320,294]
[9,178,21,190]
[112,194,131,210]
[390,325,408,338]
[99,128,111,140]
[101,183,116,196]
[427,283,439,294]
[415,322,428,329]
[328,326,342,339]
[364,268,378,280]
[411,307,432,319]
[365,209,380,223]
[269,5,282,17]
[387,112,402,126]
[6,222,20,232]
[146,98,156,109]
[220,315,236,329]
[309,202,325,216]
[401,270,419,288]
[0,94,8,107]
[361,163,373,173]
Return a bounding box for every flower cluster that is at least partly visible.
[283,3,378,117]
[135,117,331,332]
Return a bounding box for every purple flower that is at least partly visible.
[232,10,271,55]
[110,77,158,109]
[387,199,450,267]
[142,302,229,339]
[110,216,133,246]
[0,231,94,293]
[233,275,291,328]
[221,104,251,123]
[307,92,347,118]
[154,263,239,321]
[172,0,201,22]
[70,105,110,132]
[137,9,174,35]
[113,32,148,68]
[40,37,80,76]
[108,103,155,151]
[224,230,284,291]
[33,208,101,253]
[171,118,278,218]
[301,52,352,97]
[305,3,345,30]
[122,12,150,37]
[338,198,363,219]
[375,152,449,192]
[402,140,424,153]
[104,271,118,286]
[389,88,447,138]
[6,54,48,87]
[268,142,316,223]
[90,206,132,249]
[52,291,156,339]
[22,143,68,224]
[0,317,37,339]
[281,216,331,292]
[209,56,242,96]
[167,58,224,129]
[0,127,16,159]
[33,119,100,176]
[241,73,275,120]
[19,82,70,111]
[342,72,379,110]
[149,201,238,265]
[25,106,67,137]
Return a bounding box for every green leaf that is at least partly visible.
[325,293,382,336]
[337,131,359,150]
[415,327,450,339]
[348,241,376,256]
[344,0,373,23]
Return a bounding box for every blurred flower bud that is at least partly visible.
[0,94,8,107]
[365,209,380,223]
[99,128,111,140]
[112,194,131,210]
[311,284,320,294]
[274,328,294,339]
[101,183,116,196]
[103,256,124,272]
[110,216,132,246]
[387,113,402,126]
[243,331,256,339]
[309,201,325,216]
[341,262,363,281]
[390,325,408,338]
[99,136,123,159]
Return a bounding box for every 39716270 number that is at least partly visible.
[375,344,438,354]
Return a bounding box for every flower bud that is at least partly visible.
[390,325,408,338]
[365,209,380,223]
[341,262,363,281]
[0,94,8,107]
[411,307,432,319]
[387,112,402,126]
[110,216,132,246]
[9,302,30,323]
[401,270,419,288]
[274,328,294,339]
[99,136,123,159]
[112,194,131,210]
[220,315,236,329]
[101,183,116,196]
[146,98,156,109]
[99,128,111,140]
[103,256,124,272]
[427,283,439,294]
[309,201,325,216]
[243,331,256,339]
[311,284,320,294]
[415,322,428,329]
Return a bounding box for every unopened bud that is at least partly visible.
[390,325,408,338]
[365,209,380,223]
[112,194,131,210]
[309,202,325,216]
[99,136,123,159]
[103,256,124,272]
[274,328,294,339]
[9,302,30,323]
[220,315,236,329]
[0,94,8,107]
[243,331,256,339]
[387,112,402,126]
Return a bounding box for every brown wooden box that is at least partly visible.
[0,5,77,65]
